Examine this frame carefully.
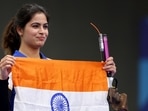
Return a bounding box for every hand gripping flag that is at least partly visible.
[12,58,109,111]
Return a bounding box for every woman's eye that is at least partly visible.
[32,25,39,28]
[43,25,48,29]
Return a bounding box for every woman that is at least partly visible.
[0,3,116,111]
[0,3,49,110]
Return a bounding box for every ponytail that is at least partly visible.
[1,17,20,55]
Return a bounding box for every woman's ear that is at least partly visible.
[16,26,23,36]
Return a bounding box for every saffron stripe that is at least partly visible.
[12,58,108,91]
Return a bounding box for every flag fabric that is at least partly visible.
[12,58,109,111]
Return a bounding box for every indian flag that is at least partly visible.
[12,58,109,111]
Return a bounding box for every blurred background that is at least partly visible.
[0,0,148,111]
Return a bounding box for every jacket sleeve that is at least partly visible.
[0,79,9,111]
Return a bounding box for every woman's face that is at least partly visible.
[18,12,48,49]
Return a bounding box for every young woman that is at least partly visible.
[0,3,49,110]
[0,3,116,111]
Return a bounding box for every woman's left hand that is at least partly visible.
[103,56,116,76]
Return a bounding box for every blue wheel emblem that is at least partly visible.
[51,93,70,111]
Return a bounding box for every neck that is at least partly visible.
[19,47,40,58]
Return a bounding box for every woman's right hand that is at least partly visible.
[0,55,15,80]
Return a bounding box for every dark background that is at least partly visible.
[0,0,147,111]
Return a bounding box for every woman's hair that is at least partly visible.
[1,3,50,55]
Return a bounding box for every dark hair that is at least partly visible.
[1,3,50,55]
